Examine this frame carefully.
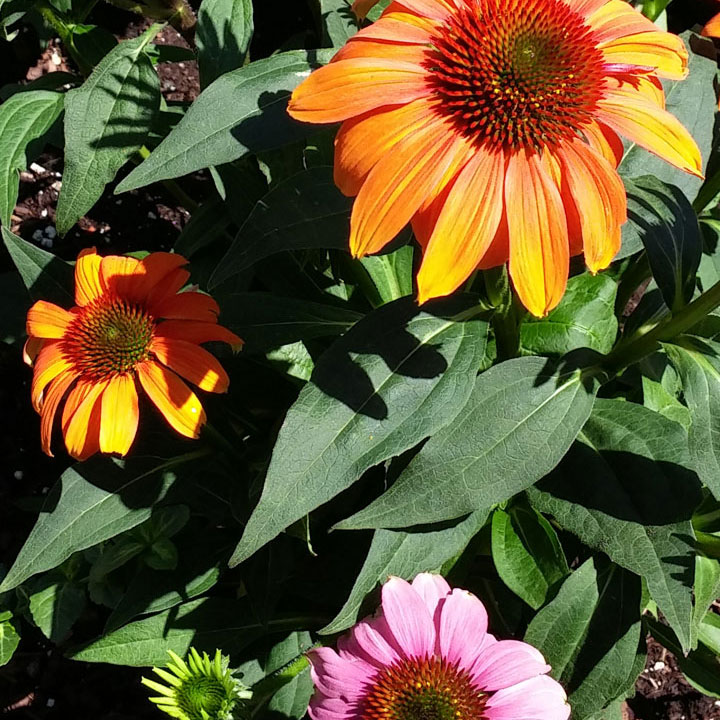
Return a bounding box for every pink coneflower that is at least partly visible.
[308,574,569,720]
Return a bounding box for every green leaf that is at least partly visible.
[69,597,298,666]
[266,632,314,719]
[525,560,643,720]
[666,341,720,500]
[0,89,64,225]
[55,25,162,235]
[116,50,335,193]
[528,398,701,652]
[359,245,414,305]
[339,356,597,530]
[2,227,74,305]
[622,177,702,311]
[317,0,358,46]
[692,556,720,647]
[196,0,253,87]
[28,579,86,643]
[491,502,569,609]
[210,166,350,288]
[230,296,489,565]
[220,292,361,352]
[322,510,488,635]
[520,273,618,356]
[699,612,720,655]
[618,32,716,200]
[647,616,720,698]
[0,456,181,593]
[642,375,691,429]
[0,617,19,666]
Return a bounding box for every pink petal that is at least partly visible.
[411,573,451,621]
[381,576,436,658]
[471,639,551,691]
[484,675,571,720]
[308,647,375,701]
[438,588,490,670]
[308,688,356,720]
[343,615,403,669]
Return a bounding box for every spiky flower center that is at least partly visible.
[427,0,605,150]
[360,657,486,720]
[175,675,231,719]
[64,297,154,379]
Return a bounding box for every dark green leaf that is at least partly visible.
[618,32,716,200]
[0,456,182,593]
[220,292,362,351]
[491,502,568,609]
[2,227,74,305]
[210,166,350,287]
[56,25,161,235]
[322,510,488,635]
[266,632,314,719]
[230,297,489,565]
[28,579,86,643]
[116,50,335,193]
[317,0,358,46]
[359,245,414,305]
[529,399,701,652]
[0,90,64,225]
[339,356,597,530]
[0,618,19,666]
[622,177,701,311]
[520,273,618,356]
[69,597,301,666]
[666,341,720,499]
[196,0,253,86]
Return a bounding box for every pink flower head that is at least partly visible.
[308,574,570,720]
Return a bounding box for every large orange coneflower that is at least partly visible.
[289,0,702,316]
[25,249,241,461]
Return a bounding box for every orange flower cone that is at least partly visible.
[25,249,242,461]
[290,0,703,316]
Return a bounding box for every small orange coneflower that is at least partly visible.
[25,248,242,461]
[290,0,702,316]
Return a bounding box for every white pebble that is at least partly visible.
[652,661,665,671]
[13,470,23,480]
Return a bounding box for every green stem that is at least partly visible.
[603,279,720,373]
[483,267,523,360]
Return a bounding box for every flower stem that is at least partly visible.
[603,279,720,373]
[483,267,523,360]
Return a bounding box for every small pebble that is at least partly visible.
[30,162,45,174]
[13,470,23,480]
[652,661,665,671]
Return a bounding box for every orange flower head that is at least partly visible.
[25,249,242,461]
[290,0,703,316]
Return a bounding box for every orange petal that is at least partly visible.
[31,341,72,411]
[604,73,665,109]
[26,300,73,339]
[600,32,688,81]
[597,94,703,177]
[40,371,77,457]
[555,140,626,272]
[335,99,439,196]
[145,268,191,308]
[137,361,207,439]
[288,58,430,124]
[333,40,432,63]
[541,151,583,258]
[587,0,657,45]
[702,12,720,37]
[390,0,455,20]
[151,291,220,322]
[99,255,141,296]
[63,379,106,461]
[150,338,229,393]
[349,11,436,44]
[505,150,569,317]
[154,320,243,347]
[74,247,104,306]
[133,253,188,303]
[23,336,44,366]
[477,210,510,270]
[350,115,465,257]
[99,373,139,456]
[583,121,625,168]
[566,0,608,18]
[416,146,506,303]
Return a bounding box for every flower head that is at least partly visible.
[142,648,252,720]
[289,0,702,316]
[308,574,569,720]
[25,248,242,460]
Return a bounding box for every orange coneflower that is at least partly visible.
[25,248,242,461]
[289,0,702,316]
